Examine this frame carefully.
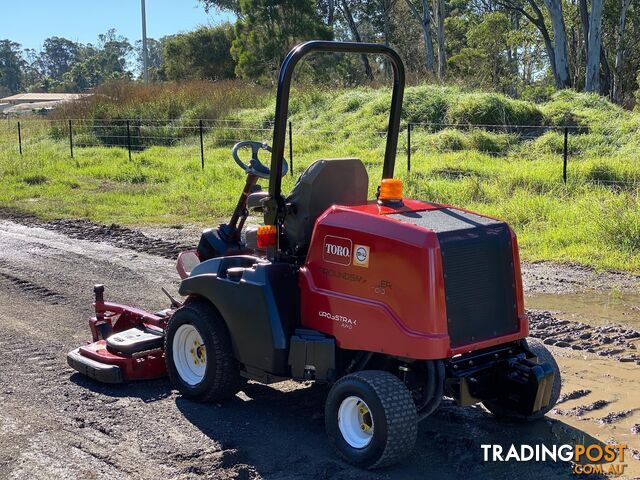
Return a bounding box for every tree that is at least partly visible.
[612,0,633,102]
[199,0,241,14]
[0,40,24,94]
[433,0,447,79]
[449,12,514,90]
[337,0,374,79]
[404,0,436,74]
[585,0,604,91]
[162,25,236,81]
[39,37,81,82]
[135,38,165,82]
[61,30,132,91]
[494,0,560,88]
[231,0,332,81]
[542,0,571,88]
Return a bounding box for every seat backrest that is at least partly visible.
[283,158,368,255]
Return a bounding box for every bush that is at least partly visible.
[541,90,623,128]
[529,131,565,155]
[424,128,469,151]
[584,162,635,187]
[468,130,514,154]
[402,85,451,124]
[446,93,543,126]
[520,84,556,103]
[50,80,269,147]
[595,196,640,253]
[52,80,268,122]
[336,90,375,113]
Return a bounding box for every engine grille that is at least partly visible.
[390,208,518,347]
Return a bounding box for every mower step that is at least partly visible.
[67,348,123,384]
[106,327,163,355]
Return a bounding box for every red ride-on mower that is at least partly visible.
[68,41,561,469]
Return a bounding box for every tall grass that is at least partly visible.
[52,80,270,122]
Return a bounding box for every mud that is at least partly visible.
[0,215,638,478]
[557,389,591,404]
[522,261,640,295]
[528,310,640,361]
[0,210,191,260]
[597,410,635,425]
[554,400,611,417]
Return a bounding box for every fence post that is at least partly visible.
[126,120,132,161]
[199,120,205,171]
[407,123,412,174]
[563,127,568,185]
[288,120,293,176]
[68,120,74,158]
[17,121,22,155]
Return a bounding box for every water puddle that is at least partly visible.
[526,291,640,329]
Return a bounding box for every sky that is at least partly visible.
[2,0,234,51]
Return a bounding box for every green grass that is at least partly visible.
[1,85,639,273]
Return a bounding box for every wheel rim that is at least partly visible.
[338,396,374,449]
[172,324,207,386]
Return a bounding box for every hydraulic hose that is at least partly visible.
[418,360,445,421]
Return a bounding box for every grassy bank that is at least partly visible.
[1,84,639,272]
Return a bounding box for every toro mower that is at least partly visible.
[68,41,561,469]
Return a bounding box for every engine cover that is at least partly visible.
[299,200,527,360]
[388,209,519,347]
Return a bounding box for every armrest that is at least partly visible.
[247,191,270,211]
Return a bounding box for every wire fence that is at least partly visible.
[1,116,639,190]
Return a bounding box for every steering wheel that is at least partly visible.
[231,141,288,179]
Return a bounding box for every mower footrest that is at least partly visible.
[67,348,123,384]
[106,327,163,354]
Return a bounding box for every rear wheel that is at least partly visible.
[483,339,561,421]
[165,298,241,402]
[325,370,417,469]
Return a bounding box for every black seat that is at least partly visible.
[283,158,368,255]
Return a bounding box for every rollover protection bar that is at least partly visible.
[266,40,406,225]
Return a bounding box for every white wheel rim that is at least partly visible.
[338,396,374,449]
[172,324,207,386]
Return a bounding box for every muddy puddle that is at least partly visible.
[524,289,640,474]
[527,290,640,330]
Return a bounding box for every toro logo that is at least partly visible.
[323,235,352,266]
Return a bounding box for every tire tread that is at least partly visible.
[331,370,418,469]
[165,298,240,402]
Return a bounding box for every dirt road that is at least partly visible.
[0,217,638,479]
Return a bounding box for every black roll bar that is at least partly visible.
[267,41,406,216]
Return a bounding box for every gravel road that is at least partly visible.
[0,216,638,479]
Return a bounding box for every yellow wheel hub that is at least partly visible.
[190,340,206,365]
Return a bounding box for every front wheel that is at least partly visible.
[325,370,418,469]
[164,298,242,402]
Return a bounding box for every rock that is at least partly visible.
[619,356,638,362]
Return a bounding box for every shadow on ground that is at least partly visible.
[169,381,605,480]
[70,373,172,403]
